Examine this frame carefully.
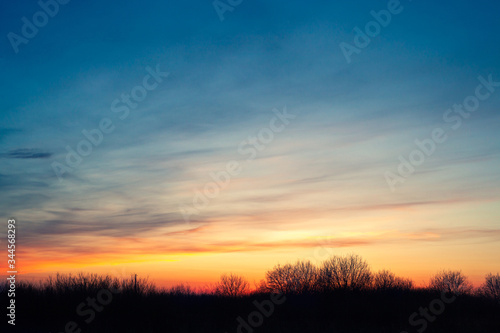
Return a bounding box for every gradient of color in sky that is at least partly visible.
[0,0,499,288]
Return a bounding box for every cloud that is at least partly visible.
[15,226,500,270]
[4,148,53,159]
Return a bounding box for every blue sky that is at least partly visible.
[1,0,499,285]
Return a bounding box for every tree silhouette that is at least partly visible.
[480,273,500,300]
[429,270,473,295]
[265,260,318,294]
[214,273,249,296]
[265,263,295,293]
[4,263,500,332]
[318,254,372,291]
[290,260,318,293]
[373,270,413,291]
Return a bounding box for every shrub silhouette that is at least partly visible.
[168,283,195,296]
[43,272,155,296]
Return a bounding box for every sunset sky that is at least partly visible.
[1,0,499,288]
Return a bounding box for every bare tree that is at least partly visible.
[266,263,294,294]
[214,273,249,296]
[480,273,500,300]
[254,279,269,293]
[429,270,473,295]
[291,260,318,293]
[373,270,413,291]
[265,260,318,294]
[318,254,372,291]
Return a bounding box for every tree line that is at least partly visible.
[212,254,500,299]
[3,254,498,300]
[2,254,499,333]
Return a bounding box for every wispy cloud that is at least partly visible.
[3,148,53,159]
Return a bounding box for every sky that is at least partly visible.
[0,0,499,288]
